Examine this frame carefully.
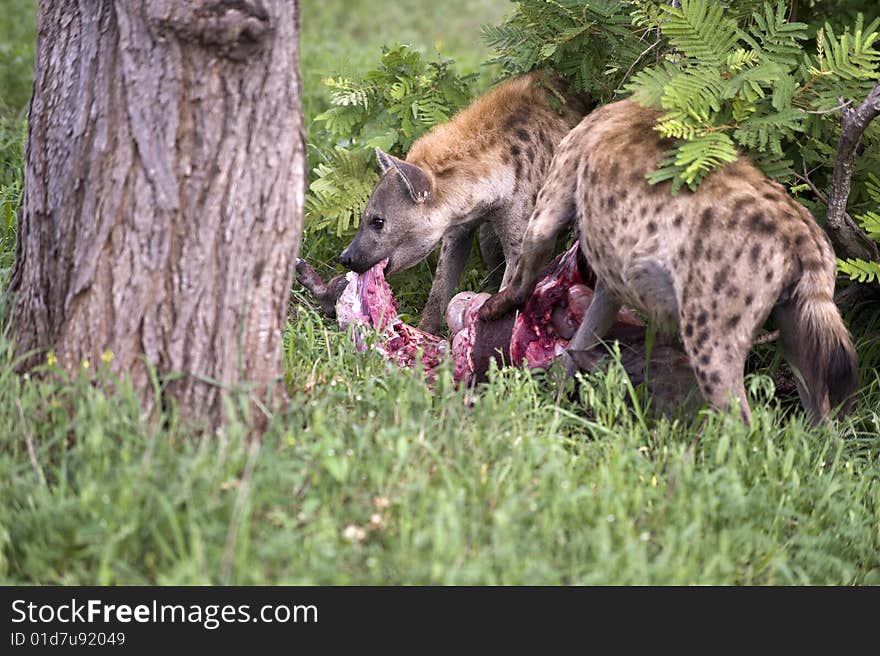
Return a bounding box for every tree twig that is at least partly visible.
[825,84,880,262]
[17,398,46,487]
[803,99,853,115]
[615,38,662,95]
[795,161,875,265]
[794,162,829,205]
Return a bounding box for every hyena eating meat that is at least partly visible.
[339,71,591,334]
[480,99,858,423]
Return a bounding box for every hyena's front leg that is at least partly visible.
[480,140,579,322]
[479,192,575,322]
[478,221,506,292]
[420,226,475,334]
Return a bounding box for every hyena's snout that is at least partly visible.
[339,246,354,270]
[339,243,373,274]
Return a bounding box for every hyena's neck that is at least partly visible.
[414,155,513,230]
[404,70,588,232]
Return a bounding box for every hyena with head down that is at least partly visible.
[480,99,858,422]
[339,72,591,334]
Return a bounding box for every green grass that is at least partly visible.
[2,309,879,585]
[300,0,506,121]
[0,119,23,284]
[0,311,880,584]
[1,0,879,585]
[0,1,36,118]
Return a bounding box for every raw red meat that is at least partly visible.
[296,248,699,412]
[508,244,643,370]
[317,259,446,375]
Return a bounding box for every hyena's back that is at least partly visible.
[526,99,857,421]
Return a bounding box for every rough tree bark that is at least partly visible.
[8,0,305,428]
[825,81,880,263]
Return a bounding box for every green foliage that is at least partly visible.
[483,1,880,202]
[837,257,880,283]
[663,0,740,66]
[625,1,880,190]
[0,1,37,118]
[299,0,506,123]
[838,174,880,283]
[305,45,477,237]
[647,131,739,194]
[2,308,880,584]
[0,117,25,285]
[305,147,379,237]
[482,0,648,101]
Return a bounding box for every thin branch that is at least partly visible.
[803,99,853,115]
[825,84,880,262]
[615,37,662,95]
[17,398,46,487]
[794,162,829,205]
[794,162,874,266]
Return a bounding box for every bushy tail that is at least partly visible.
[787,266,859,420]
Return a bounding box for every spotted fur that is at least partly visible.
[481,99,857,423]
[340,72,591,334]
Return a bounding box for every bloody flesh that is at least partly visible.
[296,246,699,411]
[334,260,446,374]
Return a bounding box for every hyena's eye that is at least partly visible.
[371,216,385,231]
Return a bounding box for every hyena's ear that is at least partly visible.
[375,147,432,204]
[375,147,395,173]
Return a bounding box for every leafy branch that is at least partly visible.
[305,45,476,237]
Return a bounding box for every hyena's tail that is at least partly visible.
[776,257,858,422]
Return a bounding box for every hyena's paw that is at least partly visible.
[478,289,523,322]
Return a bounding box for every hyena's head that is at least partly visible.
[340,148,443,275]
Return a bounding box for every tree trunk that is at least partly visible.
[8,0,305,429]
[825,81,880,263]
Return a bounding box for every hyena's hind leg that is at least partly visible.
[678,301,752,422]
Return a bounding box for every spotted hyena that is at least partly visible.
[339,71,591,334]
[480,99,858,422]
